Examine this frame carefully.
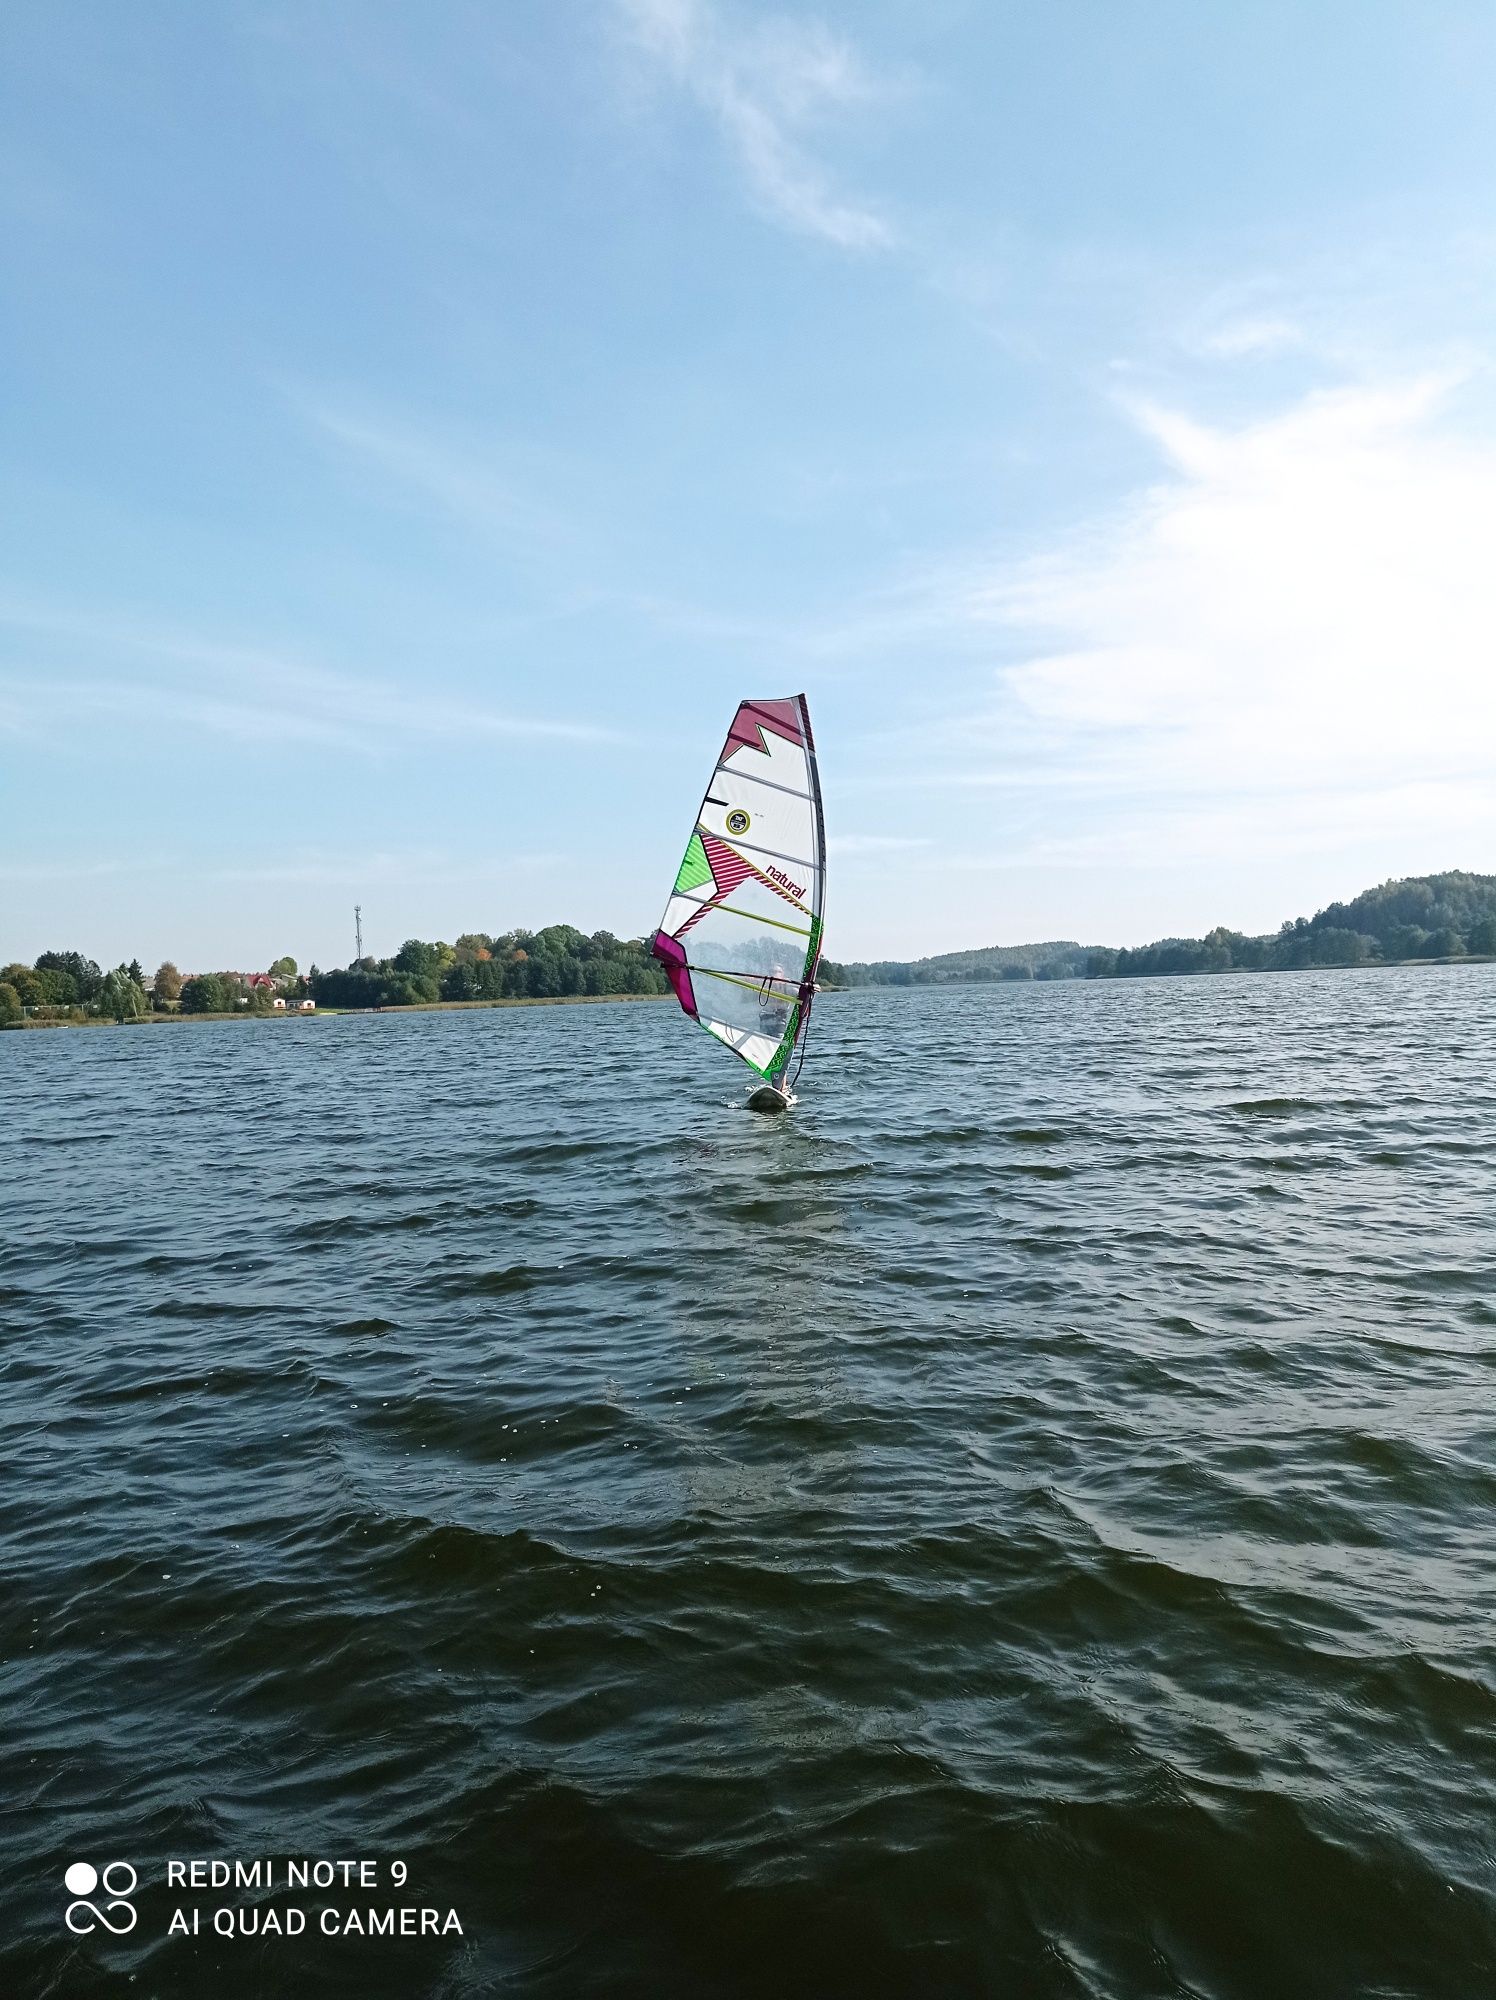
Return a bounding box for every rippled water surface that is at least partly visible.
[4,970,1496,1998]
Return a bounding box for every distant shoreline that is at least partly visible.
[824,952,1495,992]
[10,948,1494,1032]
[822,871,1496,987]
[4,992,673,1032]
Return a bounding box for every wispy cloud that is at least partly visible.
[829,833,930,856]
[617,0,892,249]
[0,600,613,753]
[0,857,135,883]
[1192,314,1306,359]
[305,404,573,554]
[207,849,564,886]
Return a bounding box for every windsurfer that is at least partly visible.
[758,963,790,1037]
[651,694,823,1108]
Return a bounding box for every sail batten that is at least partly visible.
[651,693,825,1087]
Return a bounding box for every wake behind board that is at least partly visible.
[650,695,826,1110]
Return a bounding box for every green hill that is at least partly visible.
[822,939,1092,986]
[822,872,1496,987]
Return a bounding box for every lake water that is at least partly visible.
[4,970,1495,1999]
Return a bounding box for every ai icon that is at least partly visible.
[64,1861,138,1935]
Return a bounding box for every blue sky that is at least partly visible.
[5,0,1496,969]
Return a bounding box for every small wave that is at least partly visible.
[147,1297,267,1319]
[431,1261,549,1297]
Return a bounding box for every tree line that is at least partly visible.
[2,951,153,1025]
[821,940,1088,987]
[1,929,667,1027]
[1085,872,1496,978]
[311,928,666,1009]
[821,873,1496,988]
[10,873,1492,1027]
[0,951,307,1025]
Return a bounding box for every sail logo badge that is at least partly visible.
[65,1860,138,1935]
[725,809,751,836]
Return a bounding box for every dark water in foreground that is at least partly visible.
[3,970,1495,1999]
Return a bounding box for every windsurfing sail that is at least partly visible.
[651,695,825,1087]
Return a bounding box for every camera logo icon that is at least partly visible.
[64,1861,138,1935]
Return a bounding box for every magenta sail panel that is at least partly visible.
[650,930,697,1018]
[724,698,804,760]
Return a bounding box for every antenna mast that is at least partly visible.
[354,904,363,963]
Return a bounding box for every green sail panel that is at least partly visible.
[673,829,713,895]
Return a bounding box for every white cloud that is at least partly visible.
[940,373,1496,868]
[618,0,892,249]
[992,782,1496,872]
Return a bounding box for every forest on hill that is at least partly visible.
[821,873,1496,987]
[822,940,1090,986]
